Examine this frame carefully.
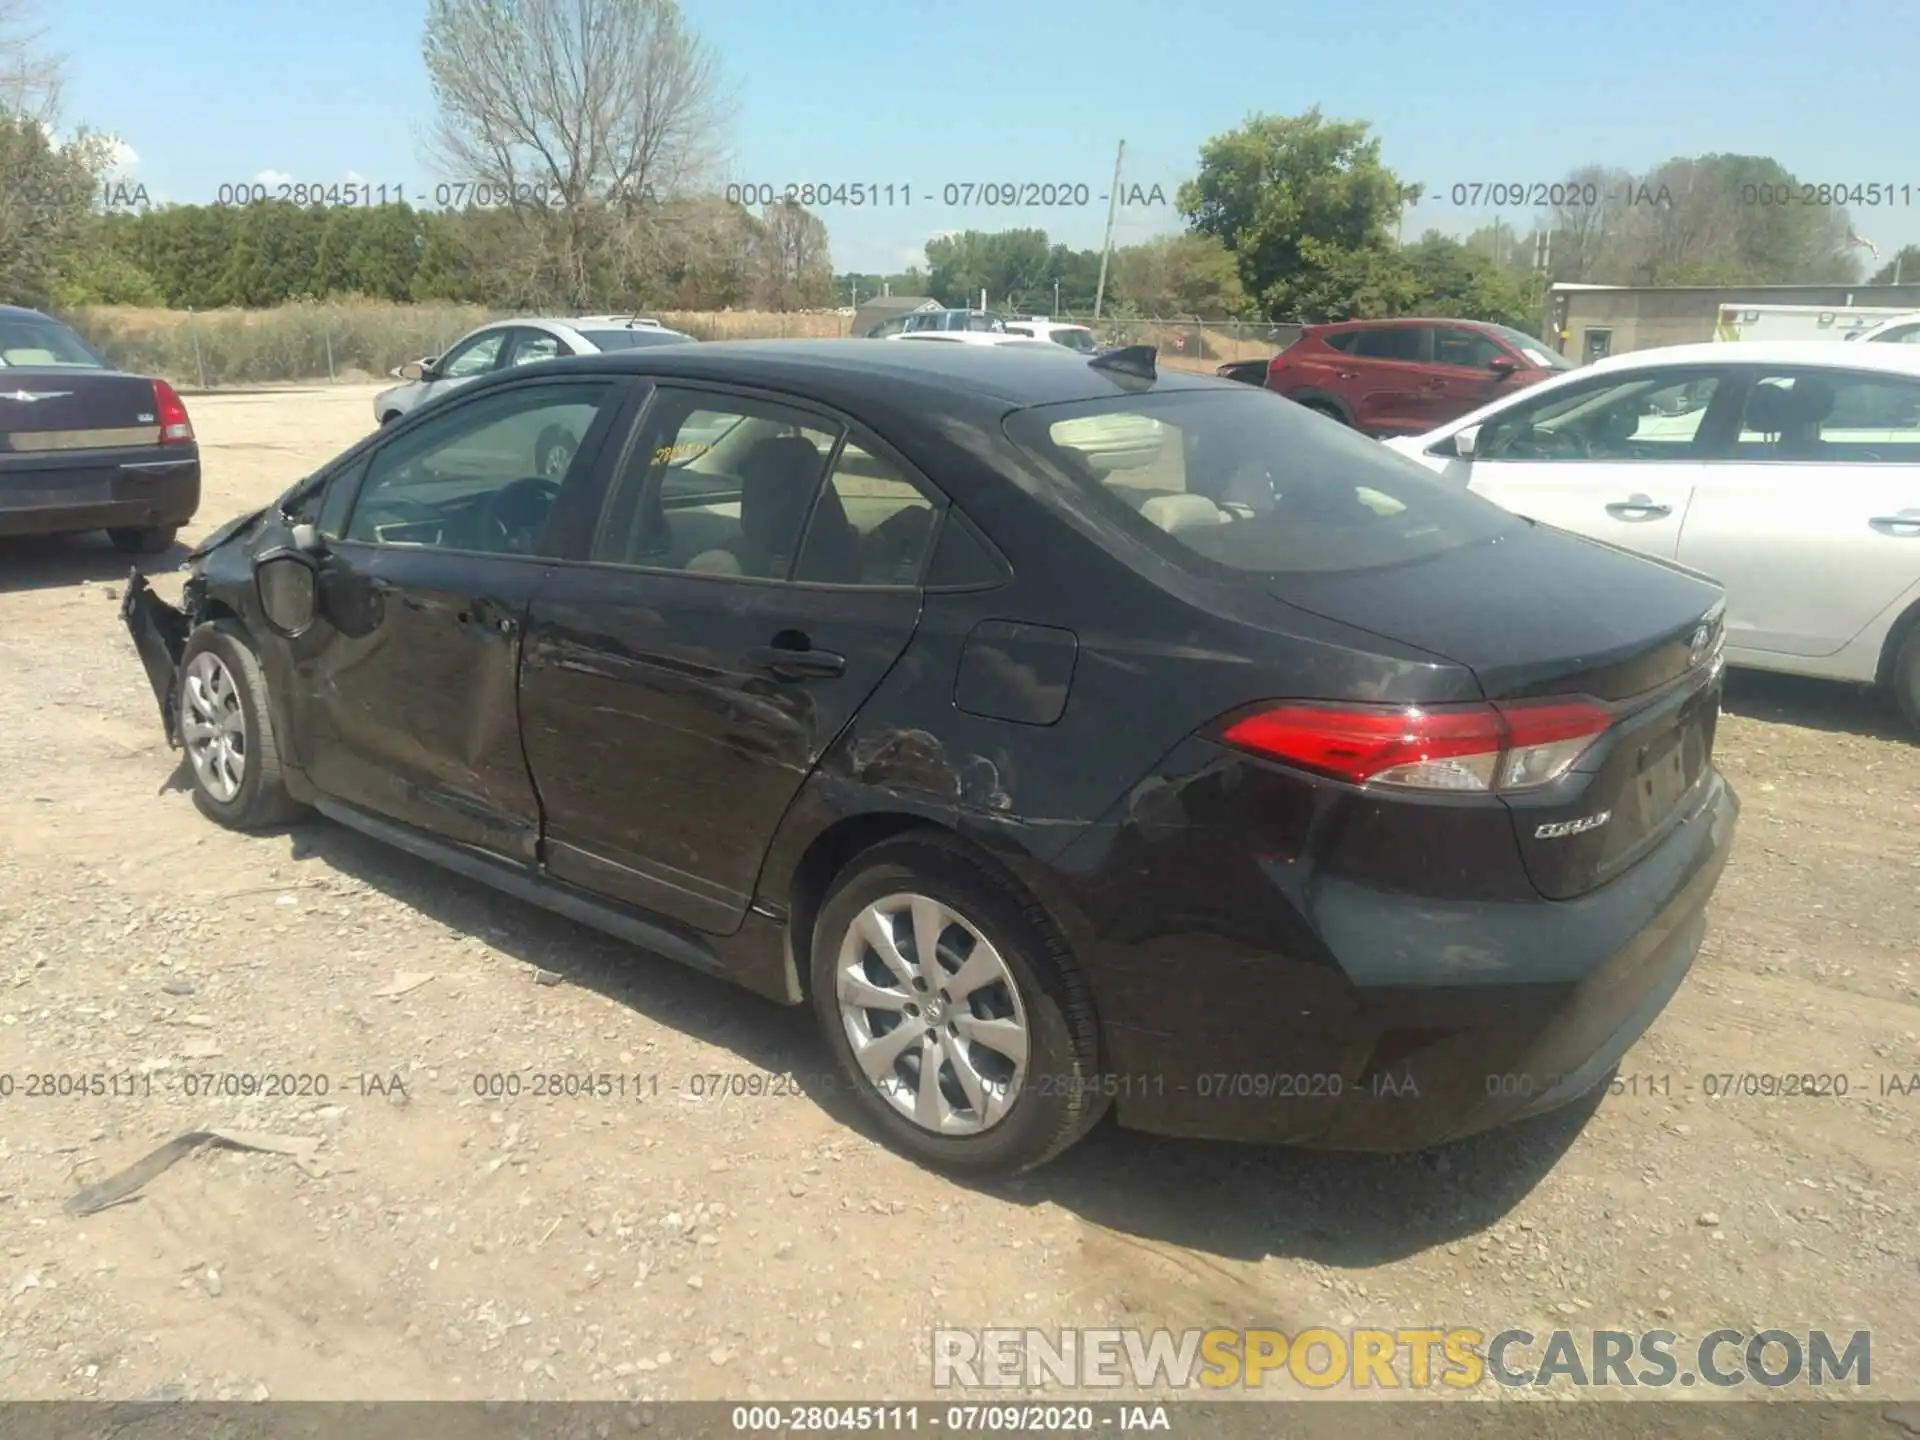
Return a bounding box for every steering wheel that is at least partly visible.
[476,475,561,554]
[1508,423,1591,461]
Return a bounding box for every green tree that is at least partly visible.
[1110,232,1248,316]
[1398,231,1540,330]
[1869,245,1920,285]
[0,115,109,307]
[1177,108,1415,321]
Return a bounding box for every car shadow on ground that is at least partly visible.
[0,533,187,595]
[1721,667,1910,742]
[269,816,1584,1268]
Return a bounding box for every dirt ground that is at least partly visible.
[0,383,1916,1408]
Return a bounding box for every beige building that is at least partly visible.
[1549,282,1920,363]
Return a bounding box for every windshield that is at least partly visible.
[1005,388,1518,575]
[582,329,688,350]
[1488,324,1572,370]
[1050,328,1099,352]
[0,315,108,369]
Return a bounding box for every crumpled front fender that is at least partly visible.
[121,568,192,746]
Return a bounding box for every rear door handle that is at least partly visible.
[1606,493,1672,518]
[744,645,845,681]
[1868,512,1920,534]
[1335,370,1358,380]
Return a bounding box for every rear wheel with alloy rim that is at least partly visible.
[810,835,1106,1176]
[177,623,308,830]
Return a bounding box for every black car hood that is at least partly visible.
[188,506,269,561]
[1267,521,1723,702]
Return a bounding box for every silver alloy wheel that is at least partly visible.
[181,650,247,803]
[835,892,1031,1135]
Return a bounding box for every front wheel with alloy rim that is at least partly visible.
[809,835,1107,1177]
[176,623,308,830]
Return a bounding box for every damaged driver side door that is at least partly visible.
[292,377,631,861]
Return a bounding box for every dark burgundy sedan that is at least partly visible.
[121,339,1736,1177]
[0,305,200,554]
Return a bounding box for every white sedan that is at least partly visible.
[1384,340,1920,729]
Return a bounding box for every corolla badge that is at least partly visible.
[1536,811,1611,840]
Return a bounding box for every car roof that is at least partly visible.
[0,304,51,319]
[1580,340,1920,376]
[516,337,1223,407]
[1318,317,1505,332]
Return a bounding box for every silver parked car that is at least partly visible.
[374,316,696,450]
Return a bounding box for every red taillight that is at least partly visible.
[1220,699,1613,793]
[153,379,193,444]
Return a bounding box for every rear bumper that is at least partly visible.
[121,570,191,745]
[1081,768,1738,1151]
[0,446,200,537]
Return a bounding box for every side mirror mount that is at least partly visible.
[255,549,321,639]
[398,358,432,382]
[1486,357,1518,376]
[1454,424,1481,458]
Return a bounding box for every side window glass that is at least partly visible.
[1434,328,1506,370]
[317,457,366,537]
[509,331,565,367]
[1736,372,1920,461]
[441,330,508,379]
[344,381,612,553]
[1479,373,1722,462]
[794,440,941,585]
[1322,332,1359,353]
[592,391,840,578]
[1350,328,1424,362]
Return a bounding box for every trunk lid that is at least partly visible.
[1268,522,1727,900]
[0,369,163,454]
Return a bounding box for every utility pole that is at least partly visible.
[1093,139,1126,322]
[1054,279,1060,317]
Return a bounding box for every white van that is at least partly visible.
[1713,303,1913,343]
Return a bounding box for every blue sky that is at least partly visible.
[46,0,1920,275]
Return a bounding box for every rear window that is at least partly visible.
[1003,388,1519,575]
[0,315,107,368]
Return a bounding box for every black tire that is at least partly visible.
[379,411,401,426]
[108,524,178,555]
[809,834,1107,1178]
[1893,623,1920,734]
[1301,400,1350,426]
[535,425,577,480]
[176,621,308,830]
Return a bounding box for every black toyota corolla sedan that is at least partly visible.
[121,338,1737,1176]
[0,305,200,553]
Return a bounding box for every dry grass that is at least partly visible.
[61,301,1273,386]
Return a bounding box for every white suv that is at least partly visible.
[1002,319,1101,353]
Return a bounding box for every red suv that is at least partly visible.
[1265,319,1570,436]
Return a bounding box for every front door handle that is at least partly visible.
[744,644,846,681]
[1423,377,1447,389]
[1868,513,1920,535]
[1334,370,1358,380]
[1606,493,1672,518]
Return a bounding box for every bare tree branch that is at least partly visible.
[0,0,63,123]
[420,0,733,308]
